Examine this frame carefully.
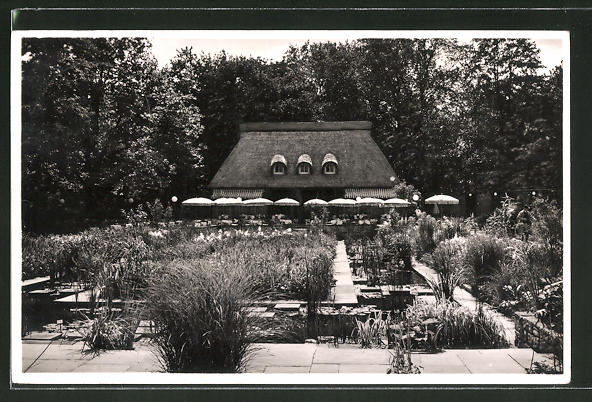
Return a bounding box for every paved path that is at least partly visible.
[412,259,516,345]
[330,241,358,306]
[22,341,552,374]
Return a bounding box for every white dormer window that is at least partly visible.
[323,163,336,174]
[322,153,338,175]
[297,154,313,175]
[298,163,310,175]
[273,163,286,175]
[270,154,287,175]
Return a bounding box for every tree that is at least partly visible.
[21,38,206,233]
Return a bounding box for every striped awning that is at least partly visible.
[344,188,397,199]
[212,188,264,200]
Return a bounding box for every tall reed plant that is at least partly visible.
[405,301,509,349]
[144,258,267,373]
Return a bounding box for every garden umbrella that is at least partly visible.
[356,197,384,218]
[273,198,300,221]
[181,197,213,206]
[274,198,300,206]
[328,198,357,219]
[356,197,384,206]
[382,198,411,208]
[243,197,273,206]
[304,198,328,206]
[213,197,242,218]
[243,197,273,218]
[181,197,213,219]
[424,194,459,205]
[424,194,459,217]
[328,198,357,207]
[214,197,243,206]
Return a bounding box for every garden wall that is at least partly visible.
[514,312,562,355]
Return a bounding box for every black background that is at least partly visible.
[3,1,592,400]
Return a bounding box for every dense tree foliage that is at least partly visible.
[22,38,204,232]
[21,37,562,233]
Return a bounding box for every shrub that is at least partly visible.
[22,234,74,281]
[405,301,509,348]
[437,217,478,240]
[480,260,526,311]
[529,197,563,277]
[361,238,385,286]
[429,238,467,301]
[463,234,508,291]
[484,196,519,238]
[145,258,265,373]
[414,213,438,258]
[145,198,165,226]
[81,311,137,352]
[379,229,413,271]
[352,311,388,348]
[506,240,560,313]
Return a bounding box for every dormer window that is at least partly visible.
[298,164,310,174]
[322,153,338,175]
[270,154,287,175]
[324,163,336,174]
[273,163,286,175]
[297,154,312,175]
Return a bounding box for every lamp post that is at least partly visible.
[412,193,421,217]
[171,195,178,220]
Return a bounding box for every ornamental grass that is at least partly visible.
[405,300,509,349]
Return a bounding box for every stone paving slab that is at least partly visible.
[21,341,553,375]
[506,348,554,369]
[330,241,358,305]
[27,359,87,373]
[339,364,391,373]
[455,350,524,373]
[249,311,276,318]
[264,366,310,373]
[245,344,317,373]
[70,363,134,372]
[312,346,391,365]
[246,306,268,313]
[310,364,340,373]
[274,303,301,311]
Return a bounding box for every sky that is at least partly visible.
[150,35,564,71]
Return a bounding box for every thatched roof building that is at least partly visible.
[209,121,398,201]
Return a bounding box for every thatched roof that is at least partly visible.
[209,121,397,189]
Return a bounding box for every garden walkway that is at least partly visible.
[329,241,358,306]
[412,259,516,345]
[21,340,553,374]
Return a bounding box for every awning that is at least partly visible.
[344,188,397,199]
[212,188,264,199]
